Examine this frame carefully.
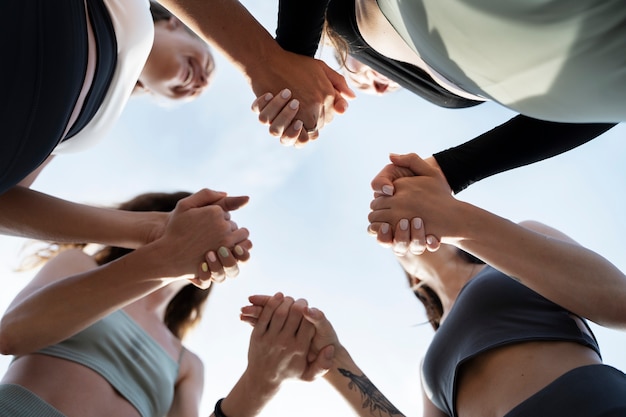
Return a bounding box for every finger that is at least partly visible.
[279,119,303,147]
[179,189,228,210]
[217,246,239,279]
[283,298,309,335]
[232,243,250,262]
[247,294,273,307]
[267,296,295,335]
[426,235,441,252]
[205,250,225,283]
[377,223,393,247]
[253,292,285,335]
[408,218,427,255]
[258,88,293,127]
[324,64,356,100]
[369,195,392,211]
[389,153,434,176]
[219,195,250,212]
[251,92,274,114]
[367,222,382,236]
[269,99,300,138]
[240,315,258,327]
[392,218,410,256]
[240,305,263,319]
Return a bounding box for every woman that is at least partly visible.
[0,1,251,278]
[0,192,322,417]
[242,155,626,415]
[253,0,617,193]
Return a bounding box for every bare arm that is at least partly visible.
[368,153,626,329]
[0,190,250,355]
[158,0,354,144]
[169,349,205,417]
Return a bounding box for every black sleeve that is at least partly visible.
[275,0,330,57]
[433,116,616,194]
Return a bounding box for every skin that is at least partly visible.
[0,251,322,417]
[158,0,356,146]
[342,55,402,95]
[138,16,216,100]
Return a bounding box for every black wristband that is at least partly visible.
[214,398,229,417]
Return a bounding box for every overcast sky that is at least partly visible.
[1,2,625,416]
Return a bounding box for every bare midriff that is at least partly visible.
[62,0,98,140]
[2,354,141,417]
[456,336,602,417]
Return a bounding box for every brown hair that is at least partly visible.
[407,249,484,331]
[23,191,211,340]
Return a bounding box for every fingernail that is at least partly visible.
[234,245,244,256]
[293,120,303,131]
[208,251,217,262]
[399,219,409,230]
[218,247,229,258]
[413,218,422,229]
[280,88,291,99]
[263,93,273,102]
[201,262,209,272]
[426,236,435,245]
[382,185,394,196]
[289,99,299,110]
[381,223,390,234]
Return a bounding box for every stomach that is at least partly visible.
[2,354,141,417]
[455,339,602,417]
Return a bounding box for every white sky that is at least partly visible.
[1,2,626,416]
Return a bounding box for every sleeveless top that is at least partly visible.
[421,266,601,417]
[53,0,153,154]
[374,0,626,122]
[37,310,179,417]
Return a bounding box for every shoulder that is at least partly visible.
[178,347,205,383]
[518,220,580,245]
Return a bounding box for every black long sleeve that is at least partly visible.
[433,116,616,194]
[275,0,329,57]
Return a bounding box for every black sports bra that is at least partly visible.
[421,266,601,416]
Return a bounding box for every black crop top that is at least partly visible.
[275,0,616,193]
[421,266,601,417]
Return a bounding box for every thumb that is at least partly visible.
[324,65,356,99]
[389,153,432,176]
[302,345,335,381]
[220,195,250,212]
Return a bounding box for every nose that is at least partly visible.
[374,81,389,94]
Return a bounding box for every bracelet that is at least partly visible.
[214,398,229,417]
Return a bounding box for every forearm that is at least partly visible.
[0,243,177,355]
[433,116,615,194]
[323,346,406,417]
[0,186,164,248]
[159,0,282,85]
[452,203,626,328]
[215,369,281,417]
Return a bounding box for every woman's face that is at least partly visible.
[343,55,401,95]
[139,17,215,100]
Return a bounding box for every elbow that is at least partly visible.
[0,318,28,356]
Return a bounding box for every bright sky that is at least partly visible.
[1,2,626,416]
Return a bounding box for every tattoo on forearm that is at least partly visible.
[338,368,404,417]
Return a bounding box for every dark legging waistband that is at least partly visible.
[504,364,626,417]
[0,384,66,417]
[0,0,116,194]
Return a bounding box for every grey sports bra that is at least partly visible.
[37,310,179,417]
[421,266,600,416]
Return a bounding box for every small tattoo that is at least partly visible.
[338,368,404,417]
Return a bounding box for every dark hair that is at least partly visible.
[408,249,485,331]
[149,1,175,23]
[92,191,212,340]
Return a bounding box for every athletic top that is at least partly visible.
[274,0,616,194]
[37,310,179,417]
[375,0,626,123]
[421,266,601,417]
[54,0,153,154]
[0,0,152,194]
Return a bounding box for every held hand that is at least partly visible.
[375,218,440,256]
[242,295,338,380]
[245,294,318,386]
[157,189,251,287]
[368,154,460,245]
[248,51,355,147]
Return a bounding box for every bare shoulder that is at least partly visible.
[518,220,580,245]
